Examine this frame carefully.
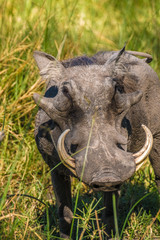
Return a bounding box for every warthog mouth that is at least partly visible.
[91,182,122,192]
[89,172,122,191]
[92,185,121,192]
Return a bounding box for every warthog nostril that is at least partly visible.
[114,184,121,189]
[70,144,78,153]
[92,184,100,189]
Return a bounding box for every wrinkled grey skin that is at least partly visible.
[33,49,160,239]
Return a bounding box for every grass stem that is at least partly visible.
[112,193,119,239]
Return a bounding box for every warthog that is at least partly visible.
[33,47,160,239]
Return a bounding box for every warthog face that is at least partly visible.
[33,49,153,192]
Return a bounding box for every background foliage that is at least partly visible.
[0,0,160,239]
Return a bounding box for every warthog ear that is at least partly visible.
[33,51,56,70]
[33,51,64,80]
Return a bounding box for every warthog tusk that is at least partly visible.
[57,129,76,175]
[133,124,153,171]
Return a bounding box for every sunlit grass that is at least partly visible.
[0,0,160,239]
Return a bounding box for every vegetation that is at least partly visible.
[0,0,160,239]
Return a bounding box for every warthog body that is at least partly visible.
[33,48,160,238]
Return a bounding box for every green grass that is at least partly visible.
[0,0,160,239]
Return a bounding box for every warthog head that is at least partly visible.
[33,48,153,192]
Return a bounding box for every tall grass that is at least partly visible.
[0,0,160,239]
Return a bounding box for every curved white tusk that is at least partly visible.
[136,159,147,171]
[133,124,153,168]
[57,129,76,175]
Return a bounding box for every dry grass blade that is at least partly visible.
[28,226,44,240]
[0,213,28,221]
[141,209,160,240]
[95,210,102,240]
[0,82,10,97]
[22,217,29,240]
[0,44,33,62]
[79,228,86,240]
